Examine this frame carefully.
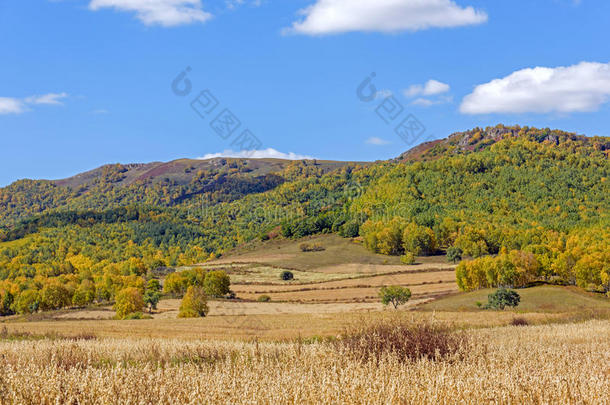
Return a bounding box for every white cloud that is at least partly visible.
[286,0,487,35]
[366,136,391,145]
[410,94,453,107]
[198,148,315,160]
[24,92,68,105]
[404,79,450,97]
[460,61,610,114]
[0,93,69,115]
[0,98,26,115]
[88,0,212,27]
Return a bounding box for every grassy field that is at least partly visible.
[2,285,605,340]
[420,285,610,313]
[0,320,608,404]
[187,234,459,304]
[208,234,422,269]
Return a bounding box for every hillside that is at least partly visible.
[0,124,608,317]
[0,157,363,226]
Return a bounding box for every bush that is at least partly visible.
[510,317,529,326]
[178,286,209,318]
[123,312,143,320]
[339,221,360,238]
[257,294,271,302]
[485,288,520,310]
[203,271,231,298]
[379,286,411,309]
[336,320,469,363]
[400,252,415,264]
[299,243,325,252]
[280,271,294,281]
[114,287,144,319]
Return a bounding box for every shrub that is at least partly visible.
[336,320,469,363]
[178,286,209,318]
[257,295,271,302]
[400,252,415,264]
[114,287,145,319]
[299,243,325,252]
[486,288,520,310]
[280,271,294,281]
[379,286,411,309]
[203,271,231,298]
[123,312,143,320]
[339,221,360,238]
[510,317,529,326]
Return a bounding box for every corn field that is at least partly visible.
[0,320,608,404]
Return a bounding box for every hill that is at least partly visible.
[0,124,608,317]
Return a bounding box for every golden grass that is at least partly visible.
[236,282,456,303]
[0,320,608,404]
[1,310,568,341]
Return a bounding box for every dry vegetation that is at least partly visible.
[0,320,608,404]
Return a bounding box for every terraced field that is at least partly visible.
[193,235,458,303]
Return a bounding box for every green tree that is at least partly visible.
[163,272,189,296]
[280,271,294,281]
[203,271,231,297]
[72,279,96,307]
[114,287,144,319]
[402,223,436,256]
[446,247,463,263]
[0,289,14,316]
[144,279,162,313]
[379,286,412,309]
[40,282,72,311]
[486,288,520,310]
[15,290,40,314]
[178,286,209,318]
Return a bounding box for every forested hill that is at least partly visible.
[0,124,608,314]
[398,125,609,162]
[0,157,362,226]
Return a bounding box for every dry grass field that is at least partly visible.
[187,235,459,303]
[0,319,608,404]
[2,235,609,404]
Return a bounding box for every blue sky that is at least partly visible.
[1,0,609,186]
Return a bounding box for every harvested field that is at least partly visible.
[0,320,608,404]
